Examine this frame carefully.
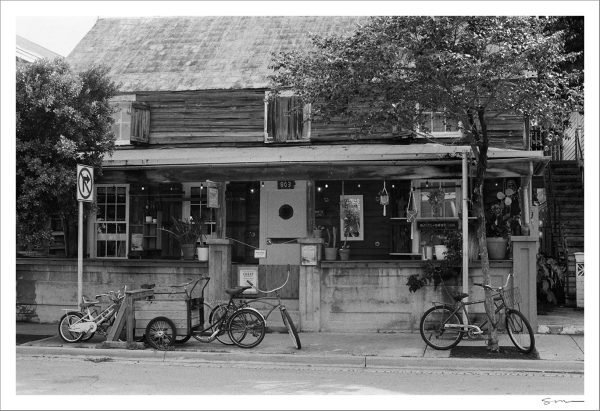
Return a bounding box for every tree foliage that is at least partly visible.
[16,58,119,249]
[269,16,583,351]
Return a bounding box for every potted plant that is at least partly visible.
[486,202,520,260]
[313,225,325,239]
[324,227,338,261]
[160,211,209,260]
[339,198,360,261]
[427,187,445,217]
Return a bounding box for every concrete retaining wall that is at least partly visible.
[16,259,209,323]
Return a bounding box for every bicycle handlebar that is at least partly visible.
[473,271,513,291]
[246,265,290,294]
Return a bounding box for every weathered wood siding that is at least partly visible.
[136,90,266,144]
[132,89,525,149]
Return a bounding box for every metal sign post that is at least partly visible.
[76,165,94,307]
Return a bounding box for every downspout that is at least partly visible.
[462,151,469,322]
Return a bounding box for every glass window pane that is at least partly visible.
[107,241,116,257]
[97,241,106,257]
[432,113,445,132]
[117,205,126,221]
[97,187,106,204]
[117,223,127,234]
[117,241,127,257]
[106,187,116,204]
[97,223,107,234]
[107,223,116,234]
[106,205,116,221]
[117,187,126,203]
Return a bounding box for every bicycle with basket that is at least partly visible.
[419,271,535,354]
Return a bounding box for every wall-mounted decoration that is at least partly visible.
[238,265,258,294]
[301,244,318,266]
[340,195,364,242]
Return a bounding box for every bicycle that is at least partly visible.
[419,272,535,354]
[58,286,127,343]
[212,265,301,349]
[188,284,267,349]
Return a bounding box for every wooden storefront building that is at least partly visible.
[17,17,549,332]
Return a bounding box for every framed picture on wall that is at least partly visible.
[340,195,364,241]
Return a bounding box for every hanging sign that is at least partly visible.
[76,164,94,202]
[254,249,267,259]
[206,180,220,208]
[417,221,459,230]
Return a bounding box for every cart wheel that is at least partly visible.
[145,317,177,350]
[175,334,191,344]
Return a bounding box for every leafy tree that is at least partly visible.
[16,58,119,255]
[269,16,583,352]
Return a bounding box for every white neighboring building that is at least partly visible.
[16,35,61,64]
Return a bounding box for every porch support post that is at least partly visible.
[511,236,538,330]
[298,238,323,332]
[462,151,469,322]
[206,239,233,302]
[521,161,533,236]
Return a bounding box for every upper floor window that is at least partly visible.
[265,92,311,142]
[111,102,132,145]
[111,98,150,145]
[416,111,462,138]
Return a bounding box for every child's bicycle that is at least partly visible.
[58,286,127,343]
[419,272,535,354]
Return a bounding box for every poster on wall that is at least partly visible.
[238,266,258,294]
[301,245,318,266]
[340,195,364,241]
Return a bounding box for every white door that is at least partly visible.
[259,181,307,265]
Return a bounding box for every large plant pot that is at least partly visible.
[197,246,209,262]
[339,249,350,261]
[313,229,323,239]
[434,245,448,260]
[181,244,196,260]
[421,246,433,260]
[486,237,509,260]
[324,247,338,261]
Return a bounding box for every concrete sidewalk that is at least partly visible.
[16,322,584,373]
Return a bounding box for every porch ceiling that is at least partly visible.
[100,144,549,182]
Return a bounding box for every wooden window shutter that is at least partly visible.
[266,96,309,142]
[131,102,150,144]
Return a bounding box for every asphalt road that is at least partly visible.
[16,353,584,399]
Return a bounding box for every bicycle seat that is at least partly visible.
[80,299,99,309]
[451,292,469,302]
[226,286,252,296]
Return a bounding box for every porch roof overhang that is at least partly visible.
[100,144,549,183]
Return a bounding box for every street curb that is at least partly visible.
[16,345,584,374]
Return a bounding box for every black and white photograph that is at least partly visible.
[2,1,599,410]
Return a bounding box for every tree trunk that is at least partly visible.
[474,109,500,352]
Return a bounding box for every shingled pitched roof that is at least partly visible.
[67,16,364,92]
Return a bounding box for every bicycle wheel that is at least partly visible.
[212,303,237,345]
[228,308,266,349]
[192,302,217,343]
[505,309,535,354]
[145,317,176,350]
[281,308,301,349]
[58,312,85,343]
[175,334,191,344]
[420,306,463,350]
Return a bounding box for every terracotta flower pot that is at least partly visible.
[339,248,350,261]
[434,245,448,260]
[324,247,338,261]
[486,237,509,260]
[181,244,196,260]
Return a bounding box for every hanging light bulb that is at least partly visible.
[357,183,361,188]
[425,181,429,188]
[325,184,328,188]
[250,188,254,193]
[317,187,322,192]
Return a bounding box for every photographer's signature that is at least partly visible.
[542,398,584,406]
